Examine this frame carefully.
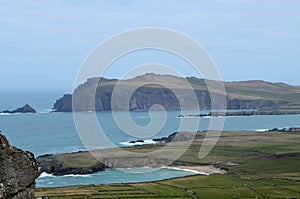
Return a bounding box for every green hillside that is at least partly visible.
[53,73,300,112]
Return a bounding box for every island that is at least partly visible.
[0,104,36,114]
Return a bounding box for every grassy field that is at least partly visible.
[35,130,300,198]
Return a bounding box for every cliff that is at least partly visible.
[53,74,300,112]
[0,133,40,199]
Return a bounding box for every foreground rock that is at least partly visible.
[0,104,36,114]
[0,133,40,199]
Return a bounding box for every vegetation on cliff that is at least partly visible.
[53,74,300,112]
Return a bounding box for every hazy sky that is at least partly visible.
[0,0,299,91]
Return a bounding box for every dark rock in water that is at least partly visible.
[1,104,36,114]
[269,127,300,133]
[153,132,196,143]
[13,104,36,113]
[129,140,144,144]
[0,133,40,199]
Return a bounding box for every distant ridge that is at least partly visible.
[53,73,300,112]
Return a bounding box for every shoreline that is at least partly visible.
[167,165,227,175]
[35,130,300,198]
[36,165,225,189]
[37,128,300,176]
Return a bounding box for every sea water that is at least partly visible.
[36,168,203,188]
[1,111,300,187]
[1,111,300,156]
[0,91,300,187]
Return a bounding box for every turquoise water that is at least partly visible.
[36,167,202,188]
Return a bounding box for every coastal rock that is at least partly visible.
[37,153,106,176]
[53,94,72,112]
[0,133,40,199]
[1,104,36,114]
[129,140,144,144]
[153,132,197,143]
[268,127,300,133]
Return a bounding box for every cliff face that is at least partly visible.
[53,94,72,112]
[0,134,40,199]
[53,74,299,112]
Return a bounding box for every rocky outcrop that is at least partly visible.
[152,132,198,144]
[0,104,36,114]
[36,153,106,176]
[52,94,72,112]
[0,133,40,199]
[268,127,300,132]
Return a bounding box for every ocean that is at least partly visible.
[0,90,300,187]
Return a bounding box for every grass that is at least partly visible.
[36,130,300,198]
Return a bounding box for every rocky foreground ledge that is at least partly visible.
[0,133,40,199]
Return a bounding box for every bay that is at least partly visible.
[0,91,299,187]
[1,111,299,157]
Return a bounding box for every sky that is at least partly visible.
[0,0,300,91]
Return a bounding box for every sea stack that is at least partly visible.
[0,104,37,114]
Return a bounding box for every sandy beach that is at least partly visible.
[171,165,227,175]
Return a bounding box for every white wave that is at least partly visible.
[38,172,93,178]
[115,167,157,173]
[135,116,150,119]
[37,109,53,113]
[39,172,54,178]
[61,174,92,178]
[0,113,11,116]
[255,129,269,132]
[120,141,137,146]
[178,116,199,119]
[162,167,210,175]
[143,139,157,144]
[120,139,157,146]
